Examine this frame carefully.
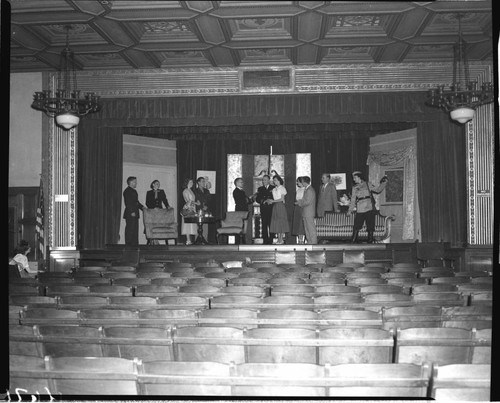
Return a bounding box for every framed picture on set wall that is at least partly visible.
[197,170,216,194]
[330,173,347,190]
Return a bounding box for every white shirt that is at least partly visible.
[295,187,305,201]
[9,254,29,272]
[272,185,287,202]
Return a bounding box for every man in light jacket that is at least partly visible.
[296,176,317,244]
[316,173,339,217]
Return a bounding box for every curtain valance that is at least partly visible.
[86,92,441,127]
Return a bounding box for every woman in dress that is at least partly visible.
[265,174,290,245]
[181,178,198,245]
[292,176,305,244]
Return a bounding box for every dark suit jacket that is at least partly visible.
[146,189,169,209]
[194,187,211,211]
[123,186,144,219]
[255,184,275,213]
[233,187,251,212]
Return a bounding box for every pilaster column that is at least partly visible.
[466,82,494,245]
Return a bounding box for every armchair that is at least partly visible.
[143,208,178,244]
[216,211,248,245]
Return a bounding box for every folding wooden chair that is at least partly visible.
[245,327,317,364]
[313,294,364,310]
[257,308,318,329]
[271,284,315,297]
[395,327,474,365]
[471,328,491,364]
[9,354,51,396]
[102,326,173,362]
[151,277,187,286]
[137,361,232,396]
[199,308,259,329]
[430,364,490,401]
[326,363,430,397]
[9,324,44,357]
[232,363,325,396]
[187,277,226,287]
[20,307,80,326]
[318,309,383,329]
[173,326,246,364]
[441,306,492,330]
[210,295,263,310]
[318,328,394,364]
[381,305,442,331]
[313,285,359,296]
[157,295,209,309]
[45,356,140,395]
[134,285,179,297]
[57,295,109,310]
[36,324,104,357]
[222,285,268,298]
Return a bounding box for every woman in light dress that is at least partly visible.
[292,176,305,244]
[265,174,290,245]
[181,178,199,245]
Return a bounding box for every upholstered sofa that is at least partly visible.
[314,211,395,243]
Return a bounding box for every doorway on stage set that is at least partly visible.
[227,151,311,245]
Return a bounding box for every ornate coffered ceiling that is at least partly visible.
[7,0,494,72]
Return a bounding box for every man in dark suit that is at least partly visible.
[123,176,144,246]
[255,174,275,244]
[194,176,211,240]
[233,177,254,212]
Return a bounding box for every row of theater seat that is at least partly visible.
[9,355,490,399]
[12,304,492,334]
[10,323,491,365]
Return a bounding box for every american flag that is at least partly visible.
[35,177,45,260]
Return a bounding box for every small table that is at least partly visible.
[183,215,216,245]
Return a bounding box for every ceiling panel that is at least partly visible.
[7,0,493,72]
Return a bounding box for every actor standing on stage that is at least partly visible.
[266,174,290,245]
[317,173,339,217]
[233,178,255,212]
[296,176,317,244]
[292,177,305,244]
[123,176,144,246]
[145,179,170,209]
[194,176,211,240]
[347,171,388,243]
[255,174,275,244]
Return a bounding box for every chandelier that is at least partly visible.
[425,14,494,124]
[31,25,101,130]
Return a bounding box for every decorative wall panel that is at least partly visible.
[73,62,493,98]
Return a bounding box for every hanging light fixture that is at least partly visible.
[425,13,494,124]
[31,25,101,130]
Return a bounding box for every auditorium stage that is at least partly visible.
[77,242,412,268]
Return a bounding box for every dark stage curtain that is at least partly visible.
[77,91,467,248]
[78,123,123,249]
[417,119,467,245]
